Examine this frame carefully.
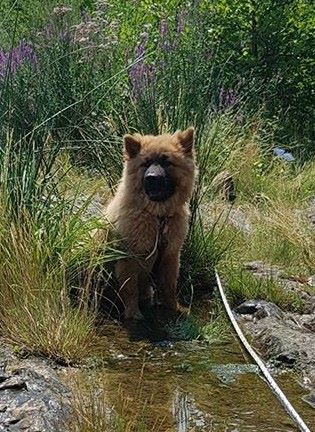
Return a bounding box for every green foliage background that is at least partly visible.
[0,0,314,155]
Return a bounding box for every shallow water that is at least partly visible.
[80,315,314,432]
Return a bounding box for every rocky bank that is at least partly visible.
[0,344,71,431]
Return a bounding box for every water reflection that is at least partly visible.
[172,388,208,431]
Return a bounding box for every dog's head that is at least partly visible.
[122,128,196,209]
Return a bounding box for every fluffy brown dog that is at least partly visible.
[104,127,197,320]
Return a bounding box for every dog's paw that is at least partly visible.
[156,303,188,323]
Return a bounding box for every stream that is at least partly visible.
[66,310,315,432]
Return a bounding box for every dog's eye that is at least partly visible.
[141,160,151,168]
[159,155,172,167]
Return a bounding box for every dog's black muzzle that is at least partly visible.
[143,163,175,202]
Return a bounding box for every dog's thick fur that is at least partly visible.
[104,127,197,320]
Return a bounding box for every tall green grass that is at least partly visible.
[0,130,126,363]
[0,208,101,364]
[212,133,315,311]
[220,265,303,312]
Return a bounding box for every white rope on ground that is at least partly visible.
[215,269,311,432]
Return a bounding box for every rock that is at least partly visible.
[243,261,265,272]
[243,261,283,278]
[73,194,105,219]
[294,201,315,229]
[254,302,284,320]
[0,405,6,413]
[273,147,295,162]
[229,208,252,234]
[0,346,71,431]
[234,300,283,320]
[242,313,315,378]
[0,377,26,391]
[308,275,315,286]
[274,352,299,367]
[211,170,236,203]
[0,375,8,384]
[300,315,315,332]
[302,392,315,409]
[243,261,315,313]
[211,363,259,384]
[234,301,258,315]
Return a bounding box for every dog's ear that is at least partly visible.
[123,134,142,158]
[177,127,194,155]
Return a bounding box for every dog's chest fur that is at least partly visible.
[116,210,171,254]
[106,196,189,257]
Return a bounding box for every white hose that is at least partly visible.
[215,269,311,432]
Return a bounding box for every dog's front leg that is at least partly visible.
[115,259,143,320]
[156,251,180,315]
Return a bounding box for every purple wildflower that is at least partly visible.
[219,88,238,109]
[135,32,148,59]
[60,30,71,44]
[129,61,156,99]
[159,19,168,39]
[80,7,89,23]
[37,22,54,40]
[176,10,187,34]
[158,19,172,52]
[53,6,72,16]
[0,41,38,79]
[129,32,156,99]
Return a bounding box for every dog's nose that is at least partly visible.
[143,163,175,202]
[145,175,163,189]
[144,164,165,182]
[144,164,166,184]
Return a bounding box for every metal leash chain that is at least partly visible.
[145,216,169,261]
